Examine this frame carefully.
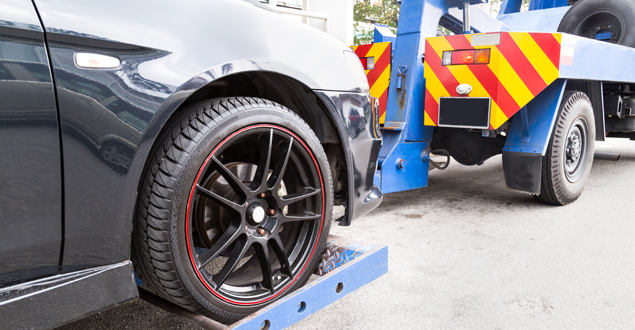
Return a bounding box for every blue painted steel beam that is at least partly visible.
[528,0,568,11]
[377,0,499,194]
[497,6,569,32]
[504,79,567,155]
[499,0,523,14]
[374,24,396,53]
[500,0,568,15]
[559,34,635,83]
[376,0,444,193]
[227,236,388,330]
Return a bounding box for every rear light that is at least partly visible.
[451,50,474,65]
[359,57,375,70]
[474,49,490,64]
[442,49,490,66]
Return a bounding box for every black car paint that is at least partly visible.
[0,262,137,330]
[0,0,62,287]
[316,91,383,225]
[0,0,382,327]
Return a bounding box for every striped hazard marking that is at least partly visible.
[351,42,391,124]
[424,32,562,129]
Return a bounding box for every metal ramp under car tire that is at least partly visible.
[138,235,388,330]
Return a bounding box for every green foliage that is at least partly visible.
[353,0,531,45]
[353,0,400,45]
[478,0,531,15]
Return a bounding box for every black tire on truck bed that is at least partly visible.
[558,0,635,48]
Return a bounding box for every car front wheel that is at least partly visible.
[132,97,333,323]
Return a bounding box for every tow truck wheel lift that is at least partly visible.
[135,236,388,329]
[360,0,635,205]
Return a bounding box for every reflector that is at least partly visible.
[441,49,491,66]
[474,49,490,64]
[360,57,375,70]
[74,53,120,69]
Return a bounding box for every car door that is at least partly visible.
[0,0,63,286]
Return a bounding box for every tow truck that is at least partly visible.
[355,0,635,205]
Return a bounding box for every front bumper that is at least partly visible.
[315,91,383,225]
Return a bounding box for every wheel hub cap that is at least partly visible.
[249,204,266,224]
[564,118,589,183]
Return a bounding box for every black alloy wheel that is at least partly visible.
[188,125,324,304]
[558,0,635,48]
[535,91,595,205]
[132,97,332,323]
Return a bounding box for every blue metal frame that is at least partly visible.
[376,0,635,195]
[504,79,567,155]
[227,236,388,330]
[559,34,635,83]
[135,236,387,329]
[376,0,487,193]
[500,0,568,15]
[528,0,568,11]
[374,24,397,53]
[497,6,569,32]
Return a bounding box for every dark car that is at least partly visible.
[0,0,382,328]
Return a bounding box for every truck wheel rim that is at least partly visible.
[185,125,324,305]
[574,9,625,44]
[564,117,589,183]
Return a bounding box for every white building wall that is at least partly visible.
[307,0,354,46]
[275,0,354,46]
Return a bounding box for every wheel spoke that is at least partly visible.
[210,156,250,198]
[254,242,274,293]
[270,234,292,278]
[279,188,321,206]
[267,138,293,190]
[198,225,243,269]
[211,236,250,289]
[280,213,322,223]
[196,184,242,213]
[251,130,273,192]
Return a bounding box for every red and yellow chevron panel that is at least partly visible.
[351,42,391,124]
[424,32,562,129]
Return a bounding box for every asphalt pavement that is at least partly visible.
[58,138,635,330]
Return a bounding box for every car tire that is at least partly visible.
[558,0,635,48]
[535,91,595,205]
[131,97,333,323]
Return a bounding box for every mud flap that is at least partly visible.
[502,151,542,194]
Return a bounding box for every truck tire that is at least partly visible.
[131,97,332,323]
[536,91,595,205]
[558,0,635,48]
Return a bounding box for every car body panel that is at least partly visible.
[0,0,383,326]
[32,0,379,271]
[316,91,383,224]
[0,261,138,330]
[0,0,62,286]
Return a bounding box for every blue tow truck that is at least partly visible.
[368,0,635,205]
